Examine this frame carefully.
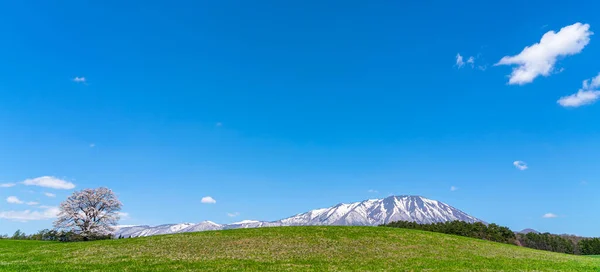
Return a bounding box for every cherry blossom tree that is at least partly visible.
[54,187,122,237]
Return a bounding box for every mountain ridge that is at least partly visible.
[114,195,483,238]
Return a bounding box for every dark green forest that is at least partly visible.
[381,220,600,255]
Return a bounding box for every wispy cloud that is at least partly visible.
[456,53,465,68]
[73,76,86,83]
[513,161,528,171]
[117,212,130,220]
[6,196,38,206]
[0,206,59,222]
[44,192,56,198]
[22,176,75,190]
[227,212,240,217]
[89,143,96,148]
[456,53,481,70]
[6,196,23,204]
[466,56,475,68]
[0,183,16,188]
[542,213,558,218]
[557,73,600,107]
[496,22,592,85]
[201,196,217,204]
[450,186,458,191]
[367,189,378,193]
[216,122,223,127]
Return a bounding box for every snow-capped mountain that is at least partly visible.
[276,195,480,226]
[129,223,196,237]
[115,221,223,237]
[113,225,151,238]
[114,195,482,238]
[223,220,280,229]
[180,221,223,233]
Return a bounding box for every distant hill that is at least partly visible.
[115,195,483,237]
[519,228,541,234]
[4,227,600,271]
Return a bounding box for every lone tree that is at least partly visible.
[54,187,122,238]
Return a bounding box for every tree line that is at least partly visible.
[1,229,112,242]
[381,220,515,244]
[381,220,600,255]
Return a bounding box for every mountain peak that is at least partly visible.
[385,195,428,200]
[276,195,481,227]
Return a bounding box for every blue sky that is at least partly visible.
[1,0,599,236]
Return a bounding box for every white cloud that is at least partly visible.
[0,183,16,188]
[6,196,23,204]
[73,76,86,83]
[450,186,458,191]
[558,90,600,107]
[367,189,378,193]
[542,213,558,218]
[0,206,59,222]
[117,212,130,220]
[496,23,592,85]
[22,176,75,190]
[7,197,38,206]
[44,192,56,198]
[227,212,240,217]
[456,53,465,68]
[513,161,528,170]
[557,73,600,107]
[90,143,96,148]
[467,56,475,67]
[456,53,480,69]
[201,196,216,204]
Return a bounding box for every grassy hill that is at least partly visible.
[1,226,599,271]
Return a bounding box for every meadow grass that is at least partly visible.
[1,226,599,271]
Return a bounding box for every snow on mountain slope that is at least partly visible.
[276,195,480,226]
[113,195,482,238]
[224,220,282,229]
[131,223,196,237]
[113,225,151,238]
[180,221,224,233]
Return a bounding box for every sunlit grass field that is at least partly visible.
[1,226,599,271]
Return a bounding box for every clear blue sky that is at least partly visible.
[1,0,599,236]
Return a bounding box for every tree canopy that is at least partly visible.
[54,187,122,238]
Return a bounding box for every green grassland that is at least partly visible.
[1,226,599,271]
